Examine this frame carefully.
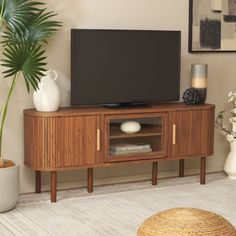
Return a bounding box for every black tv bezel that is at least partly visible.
[71,29,181,107]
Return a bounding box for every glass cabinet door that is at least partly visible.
[105,113,167,162]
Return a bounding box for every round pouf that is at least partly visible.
[137,208,236,236]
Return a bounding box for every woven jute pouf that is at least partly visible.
[137,208,236,236]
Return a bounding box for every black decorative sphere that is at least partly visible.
[182,88,202,105]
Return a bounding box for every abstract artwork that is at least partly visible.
[189,0,236,52]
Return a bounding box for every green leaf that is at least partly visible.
[0,0,62,92]
[217,111,225,120]
[0,0,61,158]
[25,8,62,43]
[1,42,47,91]
[0,0,45,32]
[1,6,62,45]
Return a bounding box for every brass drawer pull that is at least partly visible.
[97,129,101,151]
[173,124,176,145]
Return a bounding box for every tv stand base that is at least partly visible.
[34,158,207,202]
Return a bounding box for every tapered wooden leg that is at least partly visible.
[200,157,206,185]
[35,171,41,193]
[152,162,158,185]
[179,159,185,177]
[51,171,57,202]
[87,168,93,193]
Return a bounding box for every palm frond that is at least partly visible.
[0,0,61,90]
[0,0,44,32]
[1,26,26,45]
[0,0,61,159]
[26,8,62,43]
[2,8,62,45]
[1,41,47,91]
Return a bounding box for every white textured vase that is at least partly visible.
[0,164,19,212]
[33,70,60,112]
[224,140,236,179]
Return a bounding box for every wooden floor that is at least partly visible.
[0,172,235,236]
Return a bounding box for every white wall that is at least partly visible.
[1,0,233,193]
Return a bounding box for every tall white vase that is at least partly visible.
[33,70,60,112]
[224,140,236,179]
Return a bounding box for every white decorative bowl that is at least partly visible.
[120,121,141,134]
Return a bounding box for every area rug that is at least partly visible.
[0,173,235,236]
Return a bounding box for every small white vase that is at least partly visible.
[120,121,141,134]
[33,70,60,112]
[224,139,236,179]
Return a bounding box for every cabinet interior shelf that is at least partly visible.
[109,124,162,139]
[109,151,160,158]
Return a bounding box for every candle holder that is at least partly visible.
[191,64,208,104]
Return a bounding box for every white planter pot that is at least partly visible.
[224,140,236,179]
[0,164,19,212]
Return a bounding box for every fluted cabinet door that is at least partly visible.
[46,116,99,168]
[169,109,214,158]
[24,115,100,170]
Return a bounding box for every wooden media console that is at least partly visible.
[24,103,215,202]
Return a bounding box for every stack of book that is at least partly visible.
[110,143,152,156]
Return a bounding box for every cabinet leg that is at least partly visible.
[200,157,206,185]
[87,168,93,193]
[51,171,57,202]
[152,162,158,185]
[179,159,185,177]
[35,171,41,193]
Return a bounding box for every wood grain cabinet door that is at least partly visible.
[46,115,100,168]
[169,109,214,158]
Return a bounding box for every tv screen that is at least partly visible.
[71,29,181,106]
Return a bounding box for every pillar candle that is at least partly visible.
[191,64,208,103]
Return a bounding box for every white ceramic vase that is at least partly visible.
[224,139,236,179]
[33,70,60,112]
[0,164,19,212]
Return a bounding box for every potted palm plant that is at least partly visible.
[0,0,61,212]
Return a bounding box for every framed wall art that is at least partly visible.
[189,0,236,52]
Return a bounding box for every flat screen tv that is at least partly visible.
[71,29,181,107]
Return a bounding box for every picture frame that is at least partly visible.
[189,0,236,52]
